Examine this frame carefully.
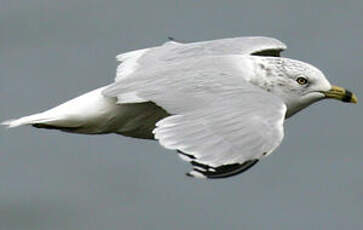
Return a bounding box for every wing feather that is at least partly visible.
[114,36,286,81]
[104,55,287,178]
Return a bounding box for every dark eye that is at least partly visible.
[296,77,308,85]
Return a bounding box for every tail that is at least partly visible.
[1,86,122,133]
[1,112,62,129]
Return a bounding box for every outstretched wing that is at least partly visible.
[115,36,286,81]
[104,55,286,178]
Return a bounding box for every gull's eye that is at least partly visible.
[296,77,308,85]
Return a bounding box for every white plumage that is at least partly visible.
[2,36,356,178]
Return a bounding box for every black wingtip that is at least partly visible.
[178,150,196,160]
[167,36,189,43]
[185,172,193,177]
[186,159,259,179]
[251,49,283,57]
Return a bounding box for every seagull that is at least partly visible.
[2,37,357,179]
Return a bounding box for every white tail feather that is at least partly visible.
[1,86,129,133]
[1,113,57,128]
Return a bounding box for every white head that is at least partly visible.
[253,57,357,117]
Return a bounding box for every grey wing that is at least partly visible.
[153,99,286,179]
[104,56,287,178]
[115,36,286,81]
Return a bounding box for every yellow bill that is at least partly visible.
[324,85,358,104]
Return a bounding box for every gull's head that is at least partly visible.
[255,57,357,117]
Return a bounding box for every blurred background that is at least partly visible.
[1,0,362,229]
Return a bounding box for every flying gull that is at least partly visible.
[2,37,357,179]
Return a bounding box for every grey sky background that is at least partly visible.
[1,0,362,229]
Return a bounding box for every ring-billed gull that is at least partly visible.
[2,37,357,179]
